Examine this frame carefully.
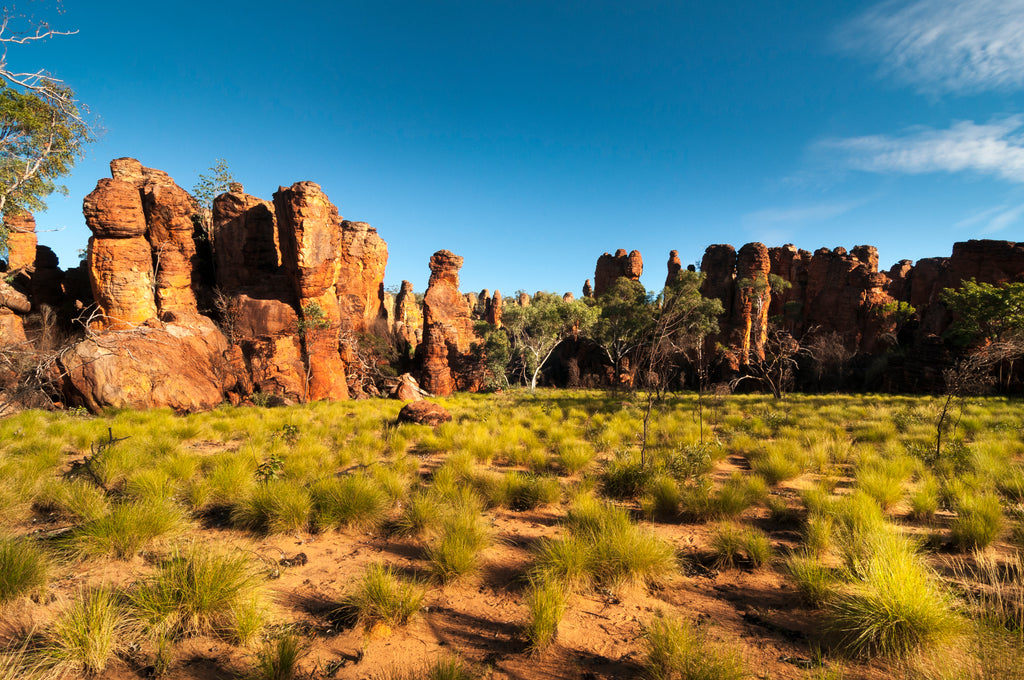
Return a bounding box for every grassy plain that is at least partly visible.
[0,390,1021,679]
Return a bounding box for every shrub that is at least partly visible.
[0,537,48,603]
[751,448,802,485]
[393,492,445,539]
[311,474,389,531]
[856,466,905,511]
[585,514,676,590]
[41,588,126,677]
[250,632,309,680]
[129,545,263,640]
[951,494,1004,551]
[491,472,562,511]
[337,563,424,630]
[709,523,772,569]
[67,500,188,559]
[230,480,312,534]
[601,455,652,499]
[532,535,593,593]
[827,532,960,657]
[426,514,491,583]
[378,655,478,680]
[641,475,681,520]
[785,553,836,606]
[642,612,747,680]
[909,476,941,521]
[524,578,566,653]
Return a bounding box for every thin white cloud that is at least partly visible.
[820,117,1024,183]
[955,202,1024,233]
[839,0,1024,93]
[744,200,861,226]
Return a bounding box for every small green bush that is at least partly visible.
[68,499,188,559]
[426,514,491,583]
[250,632,309,680]
[951,494,1004,551]
[785,553,836,606]
[129,544,263,640]
[827,532,960,657]
[709,522,772,569]
[311,474,389,531]
[0,537,48,603]
[337,563,424,629]
[41,588,126,677]
[524,578,566,652]
[643,612,747,680]
[230,480,312,534]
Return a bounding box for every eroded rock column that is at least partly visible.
[274,181,348,401]
[83,178,158,329]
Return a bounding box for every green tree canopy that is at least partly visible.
[502,292,599,390]
[592,277,654,384]
[0,10,93,256]
[940,279,1024,345]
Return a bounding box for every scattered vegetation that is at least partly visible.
[0,391,1021,678]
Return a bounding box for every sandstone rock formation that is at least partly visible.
[735,242,772,365]
[4,212,38,271]
[418,250,474,396]
[336,220,388,333]
[486,290,503,328]
[83,178,158,329]
[594,248,643,296]
[273,181,348,401]
[393,280,423,355]
[666,250,683,287]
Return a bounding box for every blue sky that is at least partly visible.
[15,0,1024,295]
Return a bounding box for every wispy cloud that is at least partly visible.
[744,200,862,226]
[819,117,1024,183]
[955,202,1024,233]
[839,0,1024,93]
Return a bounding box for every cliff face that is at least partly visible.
[33,158,401,411]
[7,155,1024,412]
[691,238,1024,388]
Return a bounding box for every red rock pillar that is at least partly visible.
[141,183,200,318]
[735,242,771,365]
[83,179,158,330]
[274,181,348,401]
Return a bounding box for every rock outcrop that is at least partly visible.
[397,400,452,426]
[393,280,423,355]
[418,250,474,396]
[483,290,501,328]
[274,181,348,401]
[593,248,643,296]
[59,316,238,412]
[336,220,388,333]
[83,178,159,329]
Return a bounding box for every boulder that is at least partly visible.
[390,373,426,401]
[58,317,238,413]
[397,400,452,426]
